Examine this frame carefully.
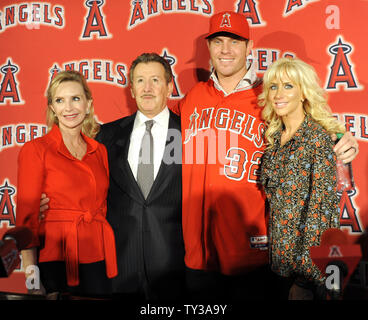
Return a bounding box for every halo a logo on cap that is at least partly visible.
[220,13,231,28]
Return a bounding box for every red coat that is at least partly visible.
[16,125,117,286]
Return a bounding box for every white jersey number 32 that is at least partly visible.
[224,147,263,183]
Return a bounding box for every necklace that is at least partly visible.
[66,141,87,160]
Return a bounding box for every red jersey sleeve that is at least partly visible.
[169,98,183,116]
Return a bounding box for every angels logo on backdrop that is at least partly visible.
[0,180,16,227]
[326,37,361,91]
[49,65,62,83]
[333,111,364,234]
[48,60,128,88]
[81,0,111,40]
[335,113,368,143]
[128,0,213,29]
[0,123,47,152]
[250,49,295,73]
[161,49,182,99]
[235,0,265,26]
[0,2,64,32]
[0,58,24,105]
[283,0,319,16]
[339,188,362,234]
[328,246,342,258]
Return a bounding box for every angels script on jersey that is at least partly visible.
[184,107,265,147]
[183,107,266,182]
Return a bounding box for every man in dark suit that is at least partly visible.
[96,53,185,300]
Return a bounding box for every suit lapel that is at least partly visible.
[147,111,181,202]
[109,110,181,204]
[109,113,145,203]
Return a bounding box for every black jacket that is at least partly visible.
[96,110,185,300]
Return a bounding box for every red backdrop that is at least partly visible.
[0,0,367,294]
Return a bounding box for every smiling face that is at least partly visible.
[49,81,91,132]
[207,35,253,84]
[267,73,305,120]
[130,61,173,118]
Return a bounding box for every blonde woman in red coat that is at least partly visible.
[16,70,117,299]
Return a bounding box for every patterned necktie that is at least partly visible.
[137,120,154,199]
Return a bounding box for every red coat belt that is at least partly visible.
[44,208,118,286]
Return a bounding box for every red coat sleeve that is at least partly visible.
[16,141,45,248]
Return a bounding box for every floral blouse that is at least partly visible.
[260,115,340,284]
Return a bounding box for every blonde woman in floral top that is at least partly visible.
[259,57,345,300]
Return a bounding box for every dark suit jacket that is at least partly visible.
[96,110,185,300]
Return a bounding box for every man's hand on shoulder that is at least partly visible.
[39,193,49,221]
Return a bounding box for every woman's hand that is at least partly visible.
[332,131,359,164]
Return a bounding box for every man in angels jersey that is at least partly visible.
[175,11,359,300]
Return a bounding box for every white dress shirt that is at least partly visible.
[210,59,261,96]
[128,107,170,180]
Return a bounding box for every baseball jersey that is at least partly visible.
[179,76,269,275]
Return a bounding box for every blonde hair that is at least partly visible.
[258,57,345,148]
[46,70,100,138]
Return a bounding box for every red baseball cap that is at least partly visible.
[206,11,250,40]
